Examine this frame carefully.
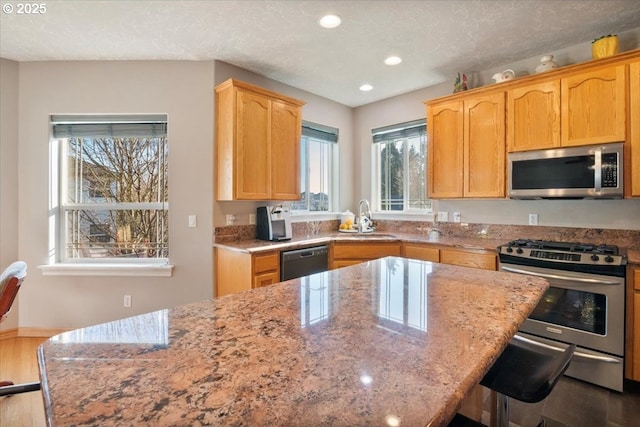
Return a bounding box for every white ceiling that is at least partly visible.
[2,0,640,107]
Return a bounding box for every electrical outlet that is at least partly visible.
[528,213,539,226]
[225,214,236,226]
[188,215,197,228]
[249,213,256,225]
[453,212,461,223]
[124,295,132,308]
[437,211,448,222]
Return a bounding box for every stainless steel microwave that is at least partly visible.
[508,143,624,199]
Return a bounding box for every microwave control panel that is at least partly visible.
[601,153,618,188]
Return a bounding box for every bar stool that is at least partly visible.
[449,338,576,427]
[0,261,41,397]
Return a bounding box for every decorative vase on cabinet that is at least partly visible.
[535,55,558,73]
[592,35,619,59]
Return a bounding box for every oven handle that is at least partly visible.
[501,266,621,285]
[513,334,621,364]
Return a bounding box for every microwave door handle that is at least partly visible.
[594,149,602,192]
[501,266,620,285]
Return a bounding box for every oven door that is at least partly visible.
[499,263,624,357]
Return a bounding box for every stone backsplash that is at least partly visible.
[215,220,639,250]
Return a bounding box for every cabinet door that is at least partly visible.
[427,100,464,198]
[440,249,497,270]
[633,292,640,380]
[271,100,302,200]
[254,270,280,288]
[464,92,506,197]
[403,243,439,262]
[507,80,561,152]
[215,248,252,297]
[630,61,640,197]
[254,251,279,274]
[236,89,271,199]
[561,64,626,147]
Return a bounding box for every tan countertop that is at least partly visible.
[213,231,504,254]
[214,229,640,264]
[38,257,548,427]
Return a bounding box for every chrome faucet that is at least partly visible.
[357,199,373,233]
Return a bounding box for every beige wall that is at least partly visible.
[212,61,355,226]
[0,58,20,329]
[0,59,354,331]
[5,60,215,331]
[2,27,639,332]
[353,27,640,230]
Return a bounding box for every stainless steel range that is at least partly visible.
[498,239,627,392]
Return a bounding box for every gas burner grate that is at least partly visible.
[506,239,619,255]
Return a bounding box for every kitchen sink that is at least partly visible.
[338,232,397,239]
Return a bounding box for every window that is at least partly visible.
[50,115,168,263]
[372,119,431,212]
[292,121,337,212]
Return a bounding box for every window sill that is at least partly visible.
[38,263,174,277]
[373,211,435,221]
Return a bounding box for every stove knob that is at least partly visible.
[605,255,614,263]
[590,254,600,261]
[516,248,523,254]
[506,247,513,253]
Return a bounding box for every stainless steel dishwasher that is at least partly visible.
[280,245,328,281]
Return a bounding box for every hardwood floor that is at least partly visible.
[0,337,46,427]
[2,337,639,427]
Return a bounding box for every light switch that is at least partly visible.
[188,215,197,228]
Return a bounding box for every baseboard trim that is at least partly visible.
[0,328,19,340]
[0,327,69,340]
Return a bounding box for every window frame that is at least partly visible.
[371,119,432,214]
[44,115,172,275]
[292,121,338,214]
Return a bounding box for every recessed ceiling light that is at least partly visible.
[319,14,341,29]
[359,84,373,92]
[384,56,402,65]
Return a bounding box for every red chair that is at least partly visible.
[0,261,40,396]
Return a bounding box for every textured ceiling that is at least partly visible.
[2,0,640,107]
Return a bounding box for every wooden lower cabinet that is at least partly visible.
[440,248,497,271]
[626,266,640,381]
[330,242,401,269]
[253,252,280,288]
[215,248,280,297]
[402,243,440,262]
[403,243,497,271]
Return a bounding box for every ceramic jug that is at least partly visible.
[492,69,515,83]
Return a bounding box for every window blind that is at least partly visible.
[302,120,338,143]
[51,114,167,138]
[372,118,425,143]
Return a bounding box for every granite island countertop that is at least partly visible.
[38,257,548,426]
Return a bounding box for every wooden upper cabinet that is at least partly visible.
[427,92,505,198]
[507,80,561,152]
[464,92,506,198]
[271,100,302,200]
[630,60,640,197]
[236,89,271,199]
[561,64,626,147]
[215,79,305,201]
[427,100,464,198]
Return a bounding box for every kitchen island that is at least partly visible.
[38,257,548,426]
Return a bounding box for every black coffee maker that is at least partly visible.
[256,205,292,241]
